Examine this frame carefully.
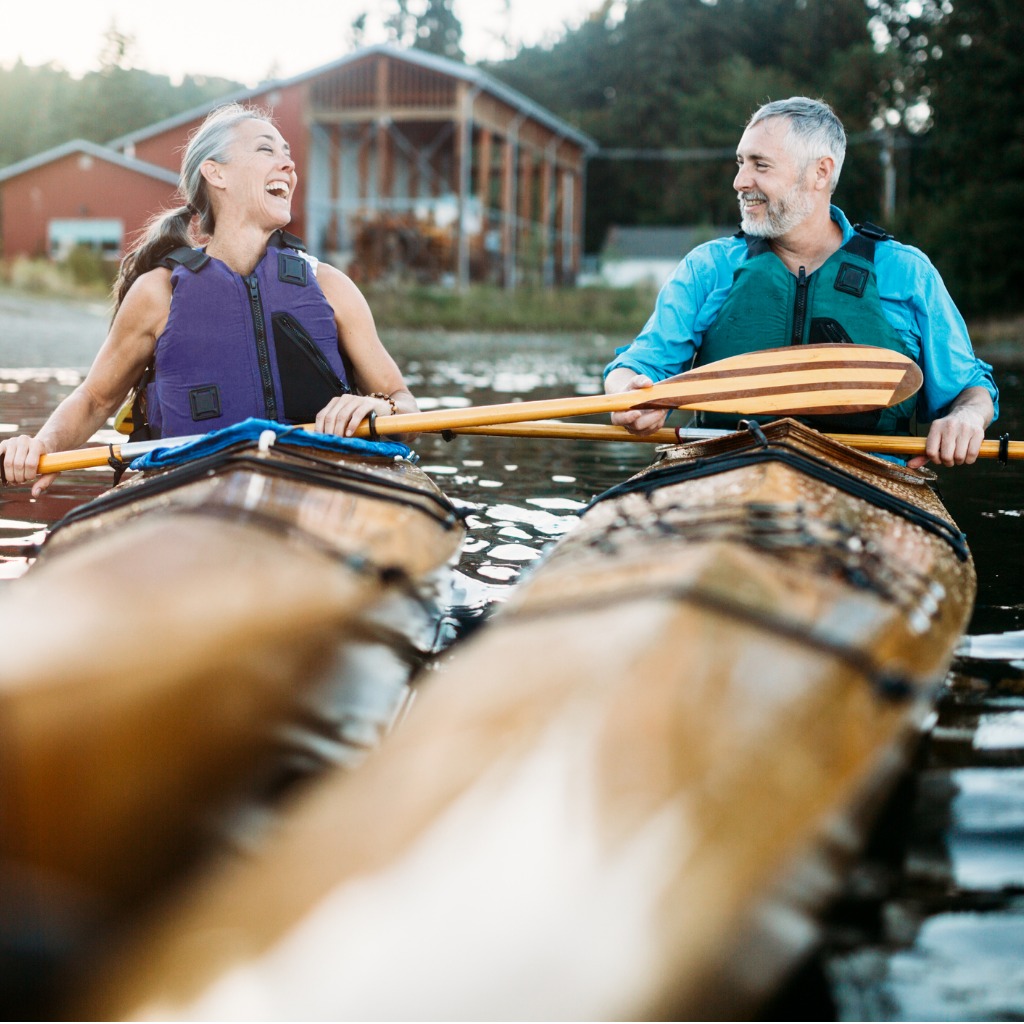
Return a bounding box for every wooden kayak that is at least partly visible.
[68,419,975,1021]
[0,424,463,988]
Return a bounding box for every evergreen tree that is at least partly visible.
[416,0,464,61]
[385,0,464,61]
[876,0,1022,315]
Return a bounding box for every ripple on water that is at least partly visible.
[477,564,520,582]
[830,909,1024,1021]
[920,767,1024,891]
[484,501,581,537]
[959,630,1024,661]
[487,543,540,563]
[974,711,1024,751]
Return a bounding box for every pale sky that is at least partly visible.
[0,1,613,85]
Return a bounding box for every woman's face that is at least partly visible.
[208,118,298,230]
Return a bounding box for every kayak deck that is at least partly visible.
[68,420,975,1019]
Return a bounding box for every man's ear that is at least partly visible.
[200,159,227,191]
[813,155,835,192]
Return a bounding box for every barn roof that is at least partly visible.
[106,44,597,154]
[0,138,180,186]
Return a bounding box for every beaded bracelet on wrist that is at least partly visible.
[368,392,398,415]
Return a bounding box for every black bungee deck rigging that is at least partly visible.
[583,425,970,562]
[46,439,465,540]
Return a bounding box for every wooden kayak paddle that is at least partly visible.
[34,344,921,476]
[441,421,1024,461]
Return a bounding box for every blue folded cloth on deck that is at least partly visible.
[129,417,411,471]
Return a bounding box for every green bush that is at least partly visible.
[0,253,113,298]
[63,245,116,288]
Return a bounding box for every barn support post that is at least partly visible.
[502,113,528,290]
[575,156,588,284]
[559,169,574,283]
[540,136,563,288]
[456,83,483,290]
[476,127,493,252]
[518,146,535,284]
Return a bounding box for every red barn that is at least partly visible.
[1,45,596,287]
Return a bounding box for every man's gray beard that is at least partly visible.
[739,181,814,238]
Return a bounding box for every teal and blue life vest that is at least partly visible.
[696,224,916,433]
[141,230,350,439]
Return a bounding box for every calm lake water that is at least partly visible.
[1,290,1023,1020]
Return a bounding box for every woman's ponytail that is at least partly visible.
[113,205,195,312]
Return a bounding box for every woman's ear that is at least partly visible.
[200,159,227,191]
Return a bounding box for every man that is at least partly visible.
[604,97,997,468]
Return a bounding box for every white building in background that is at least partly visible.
[594,224,736,288]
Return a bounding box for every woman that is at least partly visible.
[0,103,416,496]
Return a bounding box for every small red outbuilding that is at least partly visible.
[0,140,179,261]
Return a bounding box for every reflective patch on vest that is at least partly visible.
[189,385,222,421]
[278,252,308,286]
[834,262,869,297]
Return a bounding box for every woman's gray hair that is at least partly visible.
[748,97,847,193]
[114,103,274,311]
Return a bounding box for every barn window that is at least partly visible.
[48,218,124,260]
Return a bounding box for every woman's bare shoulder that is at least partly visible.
[127,265,174,300]
[114,266,174,338]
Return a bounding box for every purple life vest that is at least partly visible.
[146,231,351,438]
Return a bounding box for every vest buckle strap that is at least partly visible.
[853,221,894,242]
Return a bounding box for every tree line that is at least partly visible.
[0,2,1019,317]
[0,31,241,171]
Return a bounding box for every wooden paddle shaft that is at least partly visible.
[444,421,1024,460]
[34,423,1021,476]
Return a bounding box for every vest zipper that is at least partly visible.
[792,265,808,344]
[245,274,278,420]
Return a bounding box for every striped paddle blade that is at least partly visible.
[638,344,922,415]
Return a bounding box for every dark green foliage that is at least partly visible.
[878,0,1023,316]
[385,0,465,61]
[488,0,895,253]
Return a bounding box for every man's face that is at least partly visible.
[733,118,815,239]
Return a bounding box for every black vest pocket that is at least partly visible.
[808,318,855,345]
[272,312,349,422]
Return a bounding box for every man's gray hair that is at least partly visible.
[748,97,847,193]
